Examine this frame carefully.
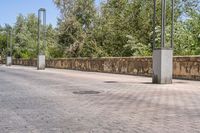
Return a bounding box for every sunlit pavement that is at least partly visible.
[0,65,200,133]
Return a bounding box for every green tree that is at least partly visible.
[13,13,58,59]
[0,26,7,58]
[54,0,104,57]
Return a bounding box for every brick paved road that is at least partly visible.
[0,65,200,133]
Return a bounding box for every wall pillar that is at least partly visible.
[6,56,12,66]
[153,49,173,84]
[37,54,45,70]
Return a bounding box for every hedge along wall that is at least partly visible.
[1,56,200,80]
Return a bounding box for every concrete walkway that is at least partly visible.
[0,65,200,133]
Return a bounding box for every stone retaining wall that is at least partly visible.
[1,56,200,80]
[45,57,152,76]
[173,57,200,80]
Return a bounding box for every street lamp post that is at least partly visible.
[152,0,174,84]
[37,8,46,70]
[6,30,12,66]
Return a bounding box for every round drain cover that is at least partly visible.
[73,91,101,95]
[104,81,118,83]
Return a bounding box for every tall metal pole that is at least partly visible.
[161,0,166,48]
[6,30,12,66]
[10,30,12,57]
[38,10,40,55]
[38,8,46,55]
[43,10,46,50]
[171,0,174,48]
[152,0,174,84]
[153,0,156,49]
[37,8,46,70]
[7,32,9,56]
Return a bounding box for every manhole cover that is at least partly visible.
[73,91,101,95]
[104,81,118,83]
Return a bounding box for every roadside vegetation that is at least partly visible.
[0,0,200,59]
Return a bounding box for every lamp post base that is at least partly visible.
[6,56,12,66]
[37,54,45,70]
[152,49,173,84]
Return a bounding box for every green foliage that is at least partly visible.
[0,24,12,58]
[124,35,151,56]
[54,0,200,57]
[0,28,7,58]
[0,14,59,59]
[1,0,200,59]
[54,0,102,57]
[14,14,37,58]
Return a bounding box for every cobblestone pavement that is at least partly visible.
[0,65,200,133]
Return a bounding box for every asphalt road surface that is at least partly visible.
[0,65,200,133]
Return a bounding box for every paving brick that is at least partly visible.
[0,65,200,133]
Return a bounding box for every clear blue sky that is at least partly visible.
[0,0,59,27]
[0,0,101,27]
